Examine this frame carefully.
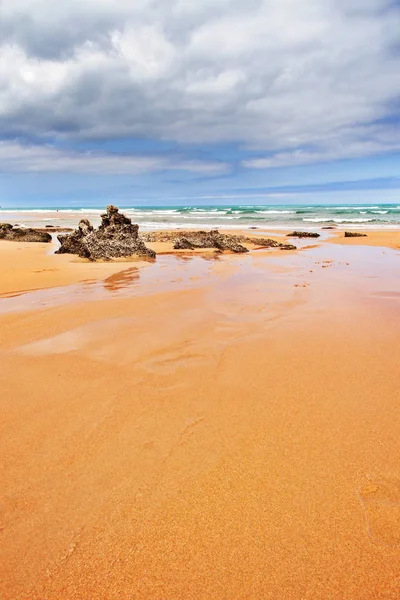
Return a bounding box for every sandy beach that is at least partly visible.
[1,229,400,599]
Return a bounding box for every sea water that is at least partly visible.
[1,204,400,230]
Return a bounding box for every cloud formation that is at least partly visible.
[1,0,399,171]
[0,141,228,174]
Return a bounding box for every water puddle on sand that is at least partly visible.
[0,255,216,315]
[0,244,399,320]
[370,291,400,298]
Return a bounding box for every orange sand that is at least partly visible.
[1,235,400,600]
[0,240,154,295]
[330,229,400,250]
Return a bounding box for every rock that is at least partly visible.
[38,226,73,233]
[279,244,297,250]
[287,231,320,238]
[99,204,132,229]
[242,236,296,250]
[344,231,367,237]
[172,230,248,253]
[322,226,336,230]
[56,206,155,260]
[243,236,280,247]
[0,223,52,242]
[173,237,197,250]
[142,230,296,252]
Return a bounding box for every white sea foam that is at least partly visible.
[2,204,399,231]
[303,217,376,223]
[303,218,332,222]
[255,210,296,214]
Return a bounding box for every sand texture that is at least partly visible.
[1,233,400,599]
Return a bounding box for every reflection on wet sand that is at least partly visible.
[103,267,140,292]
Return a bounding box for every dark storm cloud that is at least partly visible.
[1,0,399,172]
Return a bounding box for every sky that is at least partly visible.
[1,0,400,207]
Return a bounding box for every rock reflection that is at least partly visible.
[103,267,140,292]
[168,251,221,262]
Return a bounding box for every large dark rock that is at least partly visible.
[173,230,249,253]
[56,206,155,260]
[239,236,296,250]
[344,231,367,237]
[287,231,320,238]
[142,230,296,252]
[0,223,52,242]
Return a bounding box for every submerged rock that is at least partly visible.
[0,223,52,243]
[344,231,368,237]
[142,230,296,252]
[56,206,155,260]
[287,231,320,238]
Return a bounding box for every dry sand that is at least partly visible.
[1,233,400,600]
[330,229,400,250]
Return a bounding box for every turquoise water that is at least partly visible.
[1,204,400,230]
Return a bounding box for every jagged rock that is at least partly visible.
[56,206,155,261]
[344,231,367,237]
[243,236,279,247]
[278,243,297,250]
[142,230,296,252]
[287,231,320,238]
[172,230,248,253]
[99,204,132,229]
[40,226,73,232]
[173,237,197,250]
[240,236,296,250]
[0,223,52,243]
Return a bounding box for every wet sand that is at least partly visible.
[0,230,292,295]
[1,234,400,599]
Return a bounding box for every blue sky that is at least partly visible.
[1,0,399,207]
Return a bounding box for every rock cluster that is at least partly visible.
[287,231,320,238]
[0,223,52,243]
[173,231,248,253]
[56,205,156,260]
[141,230,296,252]
[243,236,296,250]
[42,226,74,232]
[344,231,367,237]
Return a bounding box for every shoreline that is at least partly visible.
[2,203,400,234]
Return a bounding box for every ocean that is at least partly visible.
[1,204,400,231]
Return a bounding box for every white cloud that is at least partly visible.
[111,25,176,79]
[243,123,400,168]
[0,0,399,168]
[0,141,228,175]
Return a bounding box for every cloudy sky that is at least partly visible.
[1,0,400,206]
